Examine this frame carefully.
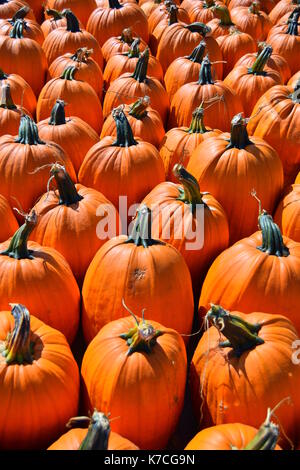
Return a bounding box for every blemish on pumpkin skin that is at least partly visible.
[133,268,146,280]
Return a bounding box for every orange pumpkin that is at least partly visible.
[0,0,35,20]
[229,0,277,14]
[37,100,99,174]
[48,411,139,450]
[188,0,225,23]
[288,70,300,87]
[36,66,103,133]
[41,9,67,38]
[148,0,189,36]
[274,184,300,243]
[190,305,300,447]
[0,6,44,45]
[230,2,273,41]
[101,27,147,63]
[0,83,31,137]
[78,108,165,210]
[269,0,300,24]
[25,0,43,22]
[0,304,79,449]
[44,0,97,27]
[187,114,284,243]
[81,313,187,449]
[0,193,19,242]
[207,4,236,38]
[0,68,36,117]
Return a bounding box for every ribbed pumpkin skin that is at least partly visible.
[274,185,300,243]
[190,311,300,445]
[230,6,272,41]
[81,236,194,343]
[41,17,67,38]
[48,428,139,450]
[187,135,284,243]
[103,53,163,86]
[269,0,299,24]
[247,85,300,187]
[199,232,300,330]
[0,194,19,242]
[185,423,281,450]
[229,0,276,14]
[0,136,76,220]
[81,317,187,449]
[45,0,97,27]
[36,78,103,133]
[288,71,300,88]
[37,116,99,174]
[86,4,149,47]
[235,52,291,84]
[0,105,31,138]
[78,138,165,210]
[25,0,43,22]
[0,1,35,20]
[30,185,119,286]
[0,240,80,343]
[188,1,224,23]
[267,27,300,76]
[0,72,37,117]
[0,18,44,45]
[102,34,147,63]
[0,311,79,450]
[216,31,256,79]
[142,182,229,288]
[164,57,205,102]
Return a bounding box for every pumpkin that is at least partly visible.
[0,83,31,137]
[199,205,300,334]
[47,48,103,99]
[0,211,80,343]
[0,0,35,20]
[101,27,147,63]
[148,0,189,35]
[185,411,281,450]
[235,42,291,84]
[42,9,103,68]
[0,193,19,242]
[103,48,169,124]
[142,165,229,293]
[269,0,300,24]
[44,0,97,27]
[0,6,44,45]
[48,411,139,450]
[156,22,223,76]
[207,5,236,38]
[97,0,137,6]
[36,66,103,134]
[229,0,277,14]
[188,0,225,24]
[79,108,165,210]
[288,70,300,87]
[82,204,194,343]
[0,19,47,96]
[230,2,273,41]
[267,10,300,75]
[187,114,284,243]
[267,8,300,37]
[160,104,222,181]
[274,184,300,243]
[190,305,300,447]
[216,27,256,78]
[0,68,36,116]
[37,100,99,174]
[41,9,67,38]
[103,38,163,88]
[30,163,119,286]
[247,80,300,186]
[100,96,165,148]
[25,0,43,22]
[168,56,241,132]
[0,304,79,449]
[0,115,76,220]
[81,312,187,449]
[224,44,282,116]
[86,0,149,47]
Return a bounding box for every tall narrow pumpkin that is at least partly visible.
[81,205,194,343]
[0,304,79,449]
[81,313,187,449]
[0,83,31,137]
[0,211,80,343]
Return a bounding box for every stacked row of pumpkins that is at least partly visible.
[0,0,299,451]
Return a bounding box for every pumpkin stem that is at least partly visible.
[108,0,123,9]
[0,68,8,80]
[62,9,81,32]
[203,0,215,7]
[213,5,234,26]
[128,96,150,119]
[289,78,300,103]
[0,304,33,365]
[198,55,215,85]
[0,83,17,110]
[286,11,300,35]
[48,99,67,125]
[9,19,25,39]
[173,164,205,212]
[49,163,83,206]
[11,5,30,22]
[0,210,37,260]
[78,411,111,450]
[71,47,93,63]
[187,40,206,64]
[60,65,78,80]
[257,210,290,257]
[121,28,133,44]
[168,4,178,25]
[127,37,141,58]
[112,108,138,147]
[15,115,45,145]
[206,305,265,357]
[185,22,212,37]
[125,204,165,248]
[187,104,208,133]
[248,44,272,75]
[46,8,64,21]
[131,47,149,83]
[249,2,260,15]
[226,113,253,149]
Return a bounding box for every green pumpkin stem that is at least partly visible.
[60,65,78,80]
[185,22,212,37]
[198,55,215,85]
[77,412,111,450]
[249,2,260,15]
[112,108,138,147]
[243,412,279,450]
[128,96,150,119]
[108,0,123,9]
[11,5,30,22]
[257,212,290,257]
[0,68,8,80]
[248,44,272,75]
[173,164,205,213]
[62,9,81,32]
[226,113,253,149]
[132,47,149,83]
[203,0,215,7]
[71,47,93,63]
[206,305,264,357]
[125,204,165,248]
[0,304,33,365]
[187,104,208,133]
[214,5,234,26]
[46,8,64,21]
[127,37,141,58]
[0,83,17,110]
[168,5,178,25]
[0,210,37,260]
[9,19,25,39]
[286,11,300,35]
[290,78,300,103]
[15,115,45,145]
[48,99,67,125]
[50,163,83,206]
[187,40,206,64]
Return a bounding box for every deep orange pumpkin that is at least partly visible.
[0,68,36,117]
[230,2,273,41]
[0,6,44,45]
[269,0,300,24]
[274,184,300,243]
[288,70,300,87]
[41,9,67,38]
[44,0,97,27]
[206,4,236,38]
[101,27,147,63]
[0,193,19,242]
[0,0,35,20]
[0,83,31,137]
